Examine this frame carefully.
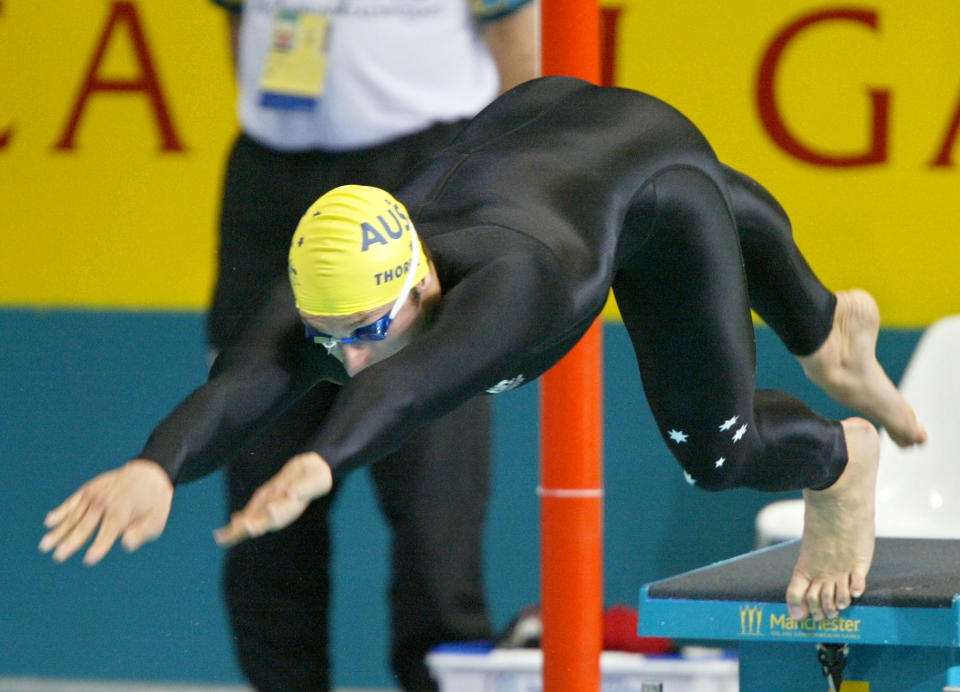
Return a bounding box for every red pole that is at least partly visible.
[539,2,603,690]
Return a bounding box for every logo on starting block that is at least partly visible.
[739,605,764,635]
[769,612,862,639]
[736,603,864,640]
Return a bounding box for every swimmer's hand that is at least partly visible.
[214,452,333,547]
[40,459,173,565]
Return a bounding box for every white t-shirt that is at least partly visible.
[237,0,501,151]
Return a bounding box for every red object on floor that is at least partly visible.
[603,604,674,654]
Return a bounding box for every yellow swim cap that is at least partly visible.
[288,185,430,315]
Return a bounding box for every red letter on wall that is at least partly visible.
[54,2,184,151]
[756,8,889,167]
[600,7,623,88]
[929,87,960,168]
[0,1,11,150]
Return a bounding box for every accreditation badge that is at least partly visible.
[259,11,330,111]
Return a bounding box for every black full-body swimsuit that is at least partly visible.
[145,73,846,557]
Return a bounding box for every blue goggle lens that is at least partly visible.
[304,317,392,346]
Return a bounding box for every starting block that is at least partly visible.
[638,538,960,691]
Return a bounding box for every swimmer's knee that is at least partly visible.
[685,468,740,492]
[671,449,747,492]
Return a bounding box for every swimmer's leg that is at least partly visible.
[787,416,878,620]
[722,166,924,446]
[797,290,925,447]
[614,168,878,619]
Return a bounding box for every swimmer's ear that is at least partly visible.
[417,259,443,304]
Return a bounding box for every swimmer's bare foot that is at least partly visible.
[798,289,926,447]
[786,417,879,621]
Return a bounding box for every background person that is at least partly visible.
[206,0,537,689]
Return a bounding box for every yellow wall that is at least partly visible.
[605,0,959,326]
[2,1,957,325]
[0,1,235,309]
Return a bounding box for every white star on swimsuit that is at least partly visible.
[668,429,688,444]
[683,470,696,485]
[715,457,726,468]
[732,424,748,443]
[718,416,739,432]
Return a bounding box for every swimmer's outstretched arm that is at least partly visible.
[217,246,571,545]
[40,281,335,564]
[213,451,333,546]
[40,459,173,565]
[144,279,334,484]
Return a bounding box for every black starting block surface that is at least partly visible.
[647,538,960,609]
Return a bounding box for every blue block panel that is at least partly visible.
[739,642,960,692]
[640,539,960,691]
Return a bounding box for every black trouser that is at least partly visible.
[212,126,492,691]
[613,167,847,493]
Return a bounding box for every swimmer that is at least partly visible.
[42,77,923,623]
